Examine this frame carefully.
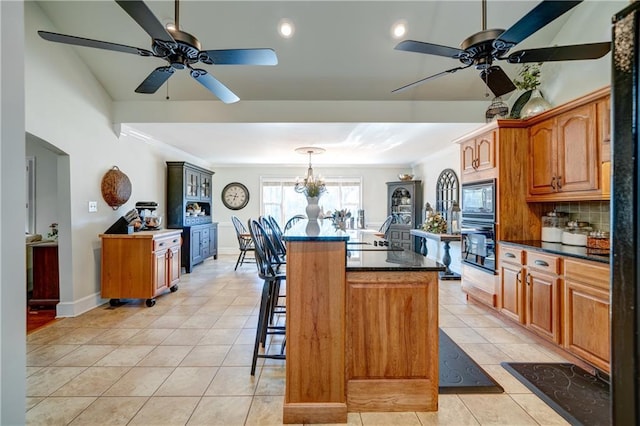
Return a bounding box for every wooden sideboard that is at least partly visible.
[29,242,59,308]
[100,229,182,307]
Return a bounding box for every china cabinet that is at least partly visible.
[386,180,422,251]
[166,161,218,272]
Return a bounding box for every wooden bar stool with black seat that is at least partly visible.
[248,219,286,375]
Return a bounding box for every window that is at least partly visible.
[435,168,459,222]
[261,177,362,225]
[26,157,35,234]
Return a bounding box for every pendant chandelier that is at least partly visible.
[294,146,326,196]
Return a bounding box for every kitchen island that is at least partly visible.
[283,220,445,424]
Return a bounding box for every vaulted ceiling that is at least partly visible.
[33,1,620,166]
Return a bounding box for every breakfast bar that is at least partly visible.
[282,220,445,424]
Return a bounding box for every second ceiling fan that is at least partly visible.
[393,0,611,97]
[38,0,277,104]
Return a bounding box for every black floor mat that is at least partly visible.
[439,329,504,394]
[502,362,610,426]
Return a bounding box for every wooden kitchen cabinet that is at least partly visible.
[563,258,610,373]
[29,242,60,308]
[525,251,561,344]
[461,129,496,179]
[100,229,182,307]
[498,246,525,323]
[527,88,609,201]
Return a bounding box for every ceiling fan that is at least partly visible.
[393,0,611,97]
[38,0,277,104]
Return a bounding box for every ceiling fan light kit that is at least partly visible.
[38,0,278,104]
[393,0,611,98]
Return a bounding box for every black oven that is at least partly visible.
[461,179,496,273]
[461,179,495,221]
[461,220,496,273]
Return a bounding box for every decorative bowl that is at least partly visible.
[398,174,414,181]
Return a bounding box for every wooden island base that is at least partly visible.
[283,225,442,424]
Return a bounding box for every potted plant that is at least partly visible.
[510,63,550,119]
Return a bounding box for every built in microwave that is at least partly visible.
[461,179,495,220]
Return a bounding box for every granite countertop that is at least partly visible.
[500,240,610,264]
[284,220,445,272]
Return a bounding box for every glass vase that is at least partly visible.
[520,89,552,119]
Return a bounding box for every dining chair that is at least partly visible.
[378,214,394,239]
[284,214,306,232]
[248,219,286,375]
[231,215,255,270]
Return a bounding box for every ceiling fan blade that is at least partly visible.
[38,31,154,56]
[392,65,471,93]
[190,69,240,104]
[135,66,175,94]
[494,0,582,50]
[507,42,611,63]
[479,66,517,97]
[200,49,278,66]
[394,40,466,59]
[115,0,176,46]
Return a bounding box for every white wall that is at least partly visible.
[213,165,407,253]
[1,1,26,423]
[24,3,205,316]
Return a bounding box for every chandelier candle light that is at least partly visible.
[294,147,327,221]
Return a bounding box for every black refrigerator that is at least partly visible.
[611,2,640,424]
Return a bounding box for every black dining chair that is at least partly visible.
[248,219,286,375]
[231,215,255,270]
[284,214,306,232]
[378,214,394,239]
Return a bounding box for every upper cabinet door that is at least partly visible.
[461,141,477,174]
[185,168,200,199]
[528,119,556,196]
[556,104,598,193]
[475,132,496,171]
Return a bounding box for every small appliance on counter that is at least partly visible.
[541,210,567,243]
[135,201,163,230]
[561,220,592,247]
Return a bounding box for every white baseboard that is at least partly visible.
[56,292,105,318]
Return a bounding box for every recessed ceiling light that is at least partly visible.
[278,19,295,38]
[391,20,407,39]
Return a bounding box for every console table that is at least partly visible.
[410,229,461,280]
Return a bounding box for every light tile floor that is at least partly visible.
[26,254,574,425]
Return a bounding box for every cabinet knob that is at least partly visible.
[505,252,516,258]
[172,239,178,244]
[534,259,549,267]
[557,176,562,189]
[551,176,556,190]
[516,271,522,283]
[158,242,165,247]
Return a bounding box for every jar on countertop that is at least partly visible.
[562,221,592,247]
[541,211,568,243]
[587,231,610,250]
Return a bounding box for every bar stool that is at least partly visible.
[248,219,286,375]
[231,215,255,270]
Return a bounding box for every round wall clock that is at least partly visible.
[221,182,250,210]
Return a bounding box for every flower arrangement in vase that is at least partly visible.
[331,209,351,230]
[421,213,447,234]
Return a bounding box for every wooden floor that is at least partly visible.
[26,307,56,334]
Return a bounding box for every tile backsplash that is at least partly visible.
[554,201,610,233]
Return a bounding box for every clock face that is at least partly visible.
[221,182,250,210]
